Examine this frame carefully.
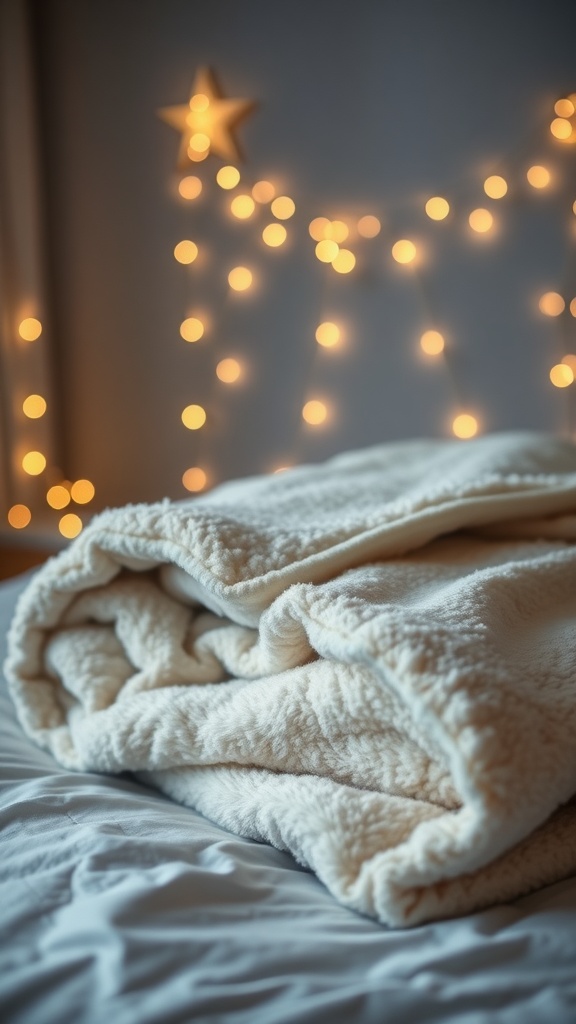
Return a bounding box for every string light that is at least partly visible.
[391,240,417,264]
[309,217,331,240]
[539,292,565,316]
[302,399,328,425]
[271,196,295,220]
[22,394,47,418]
[178,175,202,200]
[189,92,210,113]
[59,513,83,539]
[332,249,356,273]
[182,467,207,492]
[228,266,253,291]
[189,132,210,154]
[469,208,493,233]
[484,175,508,199]
[18,318,42,341]
[216,358,242,383]
[181,404,207,429]
[174,240,198,263]
[452,414,478,439]
[180,317,205,342]
[550,118,572,140]
[420,330,445,356]
[527,165,551,188]
[46,485,71,509]
[187,146,209,163]
[357,215,381,238]
[555,98,575,117]
[315,322,340,348]
[22,451,46,475]
[550,363,573,387]
[231,194,256,219]
[570,298,576,317]
[252,180,276,203]
[315,240,339,263]
[216,165,240,189]
[262,223,287,247]
[7,504,31,529]
[325,220,349,242]
[562,354,576,373]
[425,196,450,220]
[70,479,95,504]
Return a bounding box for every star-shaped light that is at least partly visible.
[158,67,256,169]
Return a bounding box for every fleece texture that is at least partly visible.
[6,431,576,927]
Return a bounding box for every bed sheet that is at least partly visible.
[1,569,576,1024]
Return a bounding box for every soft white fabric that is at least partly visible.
[6,431,576,927]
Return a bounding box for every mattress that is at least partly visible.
[1,569,576,1023]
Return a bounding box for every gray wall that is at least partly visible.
[35,0,576,508]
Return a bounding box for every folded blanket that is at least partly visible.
[6,431,576,927]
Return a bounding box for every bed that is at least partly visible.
[2,434,576,1023]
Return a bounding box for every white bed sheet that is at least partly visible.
[1,570,576,1023]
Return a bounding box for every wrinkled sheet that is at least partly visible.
[2,570,576,1023]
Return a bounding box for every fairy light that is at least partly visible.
[22,394,46,418]
[189,92,210,113]
[181,404,207,429]
[7,504,31,529]
[331,249,356,273]
[539,292,565,316]
[271,196,295,220]
[230,194,256,219]
[452,414,478,439]
[302,399,328,425]
[228,266,253,291]
[18,318,42,341]
[325,220,349,242]
[216,166,240,189]
[315,322,340,348]
[180,317,205,342]
[391,240,417,264]
[527,165,551,188]
[562,354,576,373]
[357,215,381,238]
[182,467,207,492]
[216,358,242,383]
[483,175,508,199]
[70,479,95,504]
[550,363,573,388]
[555,98,575,117]
[262,223,287,247]
[46,484,70,510]
[420,330,445,356]
[178,175,202,200]
[59,513,83,539]
[252,180,276,203]
[315,240,339,263]
[22,451,46,475]
[425,196,450,220]
[174,240,198,264]
[570,298,576,317]
[187,147,209,163]
[550,118,572,141]
[469,208,493,233]
[309,217,331,240]
[189,132,210,153]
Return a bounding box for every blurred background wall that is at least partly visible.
[2,0,576,540]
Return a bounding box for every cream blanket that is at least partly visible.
[6,431,576,927]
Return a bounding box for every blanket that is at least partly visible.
[6,431,576,927]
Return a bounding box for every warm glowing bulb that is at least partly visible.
[420,330,445,356]
[182,467,207,492]
[178,176,202,200]
[70,479,95,504]
[228,266,253,291]
[7,504,31,529]
[392,240,417,264]
[22,394,47,418]
[331,248,356,273]
[181,404,207,430]
[573,200,576,216]
[469,208,493,233]
[357,215,381,238]
[539,292,565,316]
[230,194,256,219]
[252,180,276,203]
[22,450,46,475]
[562,354,576,373]
[189,132,210,153]
[59,513,83,539]
[189,92,210,112]
[18,317,42,341]
[550,364,574,388]
[315,240,339,262]
[527,165,551,188]
[187,147,209,163]
[180,317,205,342]
[262,223,287,247]
[270,196,295,220]
[46,484,70,509]
[315,322,340,348]
[555,98,575,117]
[216,165,240,189]
[550,118,573,140]
[483,175,508,199]
[174,240,198,264]
[216,358,242,383]
[309,217,331,241]
[325,220,349,242]
[425,196,450,220]
[302,400,328,425]
[452,414,478,439]
[570,298,576,318]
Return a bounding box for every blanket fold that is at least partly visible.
[6,430,576,926]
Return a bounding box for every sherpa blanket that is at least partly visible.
[6,431,576,927]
